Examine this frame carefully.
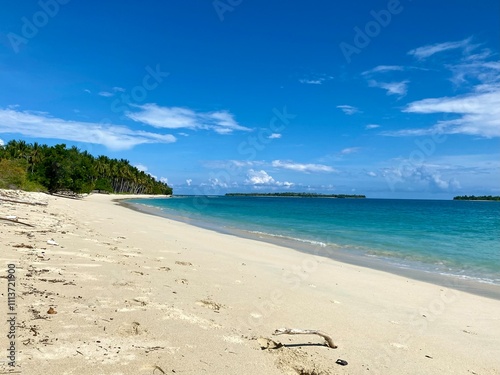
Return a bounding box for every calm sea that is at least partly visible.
[127,196,500,288]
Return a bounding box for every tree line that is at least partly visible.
[453,195,500,201]
[0,140,172,195]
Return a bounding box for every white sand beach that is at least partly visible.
[1,190,499,374]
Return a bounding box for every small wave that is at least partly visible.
[436,271,500,286]
[247,230,327,247]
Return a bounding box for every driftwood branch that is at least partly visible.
[273,328,337,349]
[0,217,35,227]
[47,191,83,200]
[0,197,48,206]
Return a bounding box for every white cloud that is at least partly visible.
[385,37,500,138]
[396,85,500,138]
[246,169,275,185]
[383,165,461,191]
[336,105,359,115]
[0,138,4,146]
[340,147,361,155]
[84,89,91,94]
[368,80,409,97]
[126,103,251,134]
[208,178,228,188]
[362,65,404,75]
[134,163,148,172]
[299,75,333,85]
[160,177,168,183]
[201,160,262,171]
[268,133,282,139]
[98,87,126,97]
[231,160,261,168]
[299,79,323,85]
[363,64,409,97]
[365,124,380,129]
[367,171,377,177]
[98,91,114,97]
[245,169,293,187]
[448,59,500,87]
[409,37,498,89]
[408,37,473,60]
[271,160,335,173]
[186,179,192,186]
[0,107,176,150]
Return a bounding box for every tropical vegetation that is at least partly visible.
[453,195,500,201]
[0,140,172,195]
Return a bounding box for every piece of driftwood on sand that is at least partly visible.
[0,217,35,227]
[0,197,48,206]
[273,328,337,349]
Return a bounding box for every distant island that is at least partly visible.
[453,195,500,201]
[225,192,366,198]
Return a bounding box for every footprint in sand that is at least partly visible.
[223,335,244,344]
[175,261,193,266]
[118,321,145,336]
[390,342,408,349]
[196,299,225,311]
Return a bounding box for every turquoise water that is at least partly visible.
[128,196,500,285]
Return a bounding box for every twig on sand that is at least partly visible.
[0,197,47,206]
[153,365,166,374]
[273,328,338,349]
[0,217,35,227]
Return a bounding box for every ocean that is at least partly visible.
[126,196,500,293]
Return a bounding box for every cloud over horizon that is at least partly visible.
[245,169,294,187]
[271,160,336,173]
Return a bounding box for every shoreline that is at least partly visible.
[2,191,500,374]
[122,198,500,301]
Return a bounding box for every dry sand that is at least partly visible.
[1,190,499,374]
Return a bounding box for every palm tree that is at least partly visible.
[28,142,42,174]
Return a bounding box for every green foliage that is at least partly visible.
[0,159,28,189]
[453,195,500,201]
[0,159,45,191]
[94,178,114,193]
[0,140,172,195]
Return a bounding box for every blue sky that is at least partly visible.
[0,0,499,198]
